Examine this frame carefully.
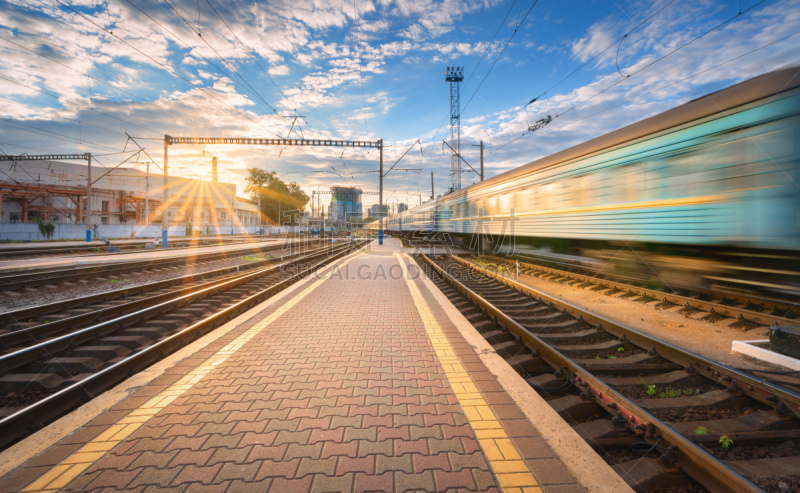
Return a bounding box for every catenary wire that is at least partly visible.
[489,24,799,154]
[0,35,215,133]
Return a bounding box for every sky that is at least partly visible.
[1,0,799,212]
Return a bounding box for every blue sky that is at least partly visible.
[1,0,799,210]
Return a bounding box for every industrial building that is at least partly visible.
[0,159,260,232]
[368,203,389,219]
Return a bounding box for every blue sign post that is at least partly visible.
[86,229,92,242]
[378,229,383,245]
[162,229,168,249]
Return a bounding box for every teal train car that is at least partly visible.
[372,67,800,294]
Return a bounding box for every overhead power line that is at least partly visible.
[161,0,283,117]
[412,0,525,190]
[461,0,540,115]
[0,34,214,133]
[539,0,770,126]
[57,0,290,140]
[0,75,161,136]
[352,0,369,135]
[491,23,798,154]
[202,0,287,102]
[526,0,679,106]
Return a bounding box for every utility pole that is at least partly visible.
[472,141,484,181]
[162,136,169,248]
[430,172,434,200]
[378,139,384,242]
[145,161,149,225]
[378,139,384,216]
[480,140,484,181]
[86,153,92,241]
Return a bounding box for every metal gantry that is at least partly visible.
[0,153,93,228]
[163,135,384,247]
[445,67,464,192]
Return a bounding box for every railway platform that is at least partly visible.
[0,239,626,493]
[0,238,287,275]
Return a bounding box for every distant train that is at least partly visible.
[370,67,800,295]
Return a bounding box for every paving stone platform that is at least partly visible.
[0,240,586,493]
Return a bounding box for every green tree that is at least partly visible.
[245,168,309,225]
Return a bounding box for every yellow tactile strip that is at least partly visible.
[21,256,357,493]
[394,252,542,493]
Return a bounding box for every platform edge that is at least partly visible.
[0,246,363,480]
[406,252,635,493]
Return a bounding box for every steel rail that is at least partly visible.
[481,254,800,328]
[0,239,313,291]
[0,247,324,349]
[450,255,800,415]
[0,241,322,325]
[0,236,261,258]
[0,240,365,450]
[424,253,775,493]
[0,243,357,375]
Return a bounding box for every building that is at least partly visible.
[328,187,362,223]
[0,159,261,231]
[368,204,389,219]
[234,197,260,229]
[398,203,407,213]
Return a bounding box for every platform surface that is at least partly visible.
[0,239,590,493]
[0,237,288,274]
[0,235,266,251]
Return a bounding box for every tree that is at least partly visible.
[245,168,310,225]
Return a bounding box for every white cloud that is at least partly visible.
[268,65,289,75]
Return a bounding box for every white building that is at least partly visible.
[0,159,262,233]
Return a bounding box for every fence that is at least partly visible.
[0,223,308,241]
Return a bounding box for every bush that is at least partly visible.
[35,219,55,240]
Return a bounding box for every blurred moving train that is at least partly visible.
[369,67,800,295]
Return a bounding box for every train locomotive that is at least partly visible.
[370,67,800,296]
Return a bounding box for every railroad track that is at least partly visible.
[475,253,800,330]
[420,254,800,493]
[0,235,270,260]
[0,240,365,450]
[0,238,318,292]
[0,240,324,339]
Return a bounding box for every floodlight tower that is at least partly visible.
[445,66,464,192]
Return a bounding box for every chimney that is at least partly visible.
[211,157,218,183]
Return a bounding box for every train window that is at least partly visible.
[475,199,485,216]
[576,178,593,207]
[521,188,535,212]
[619,164,644,202]
[560,180,577,208]
[498,193,512,214]
[539,182,560,210]
[486,195,498,216]
[645,160,670,199]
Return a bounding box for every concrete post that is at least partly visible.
[163,136,169,248]
[86,153,92,239]
[379,139,383,239]
[480,140,484,181]
[145,161,149,225]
